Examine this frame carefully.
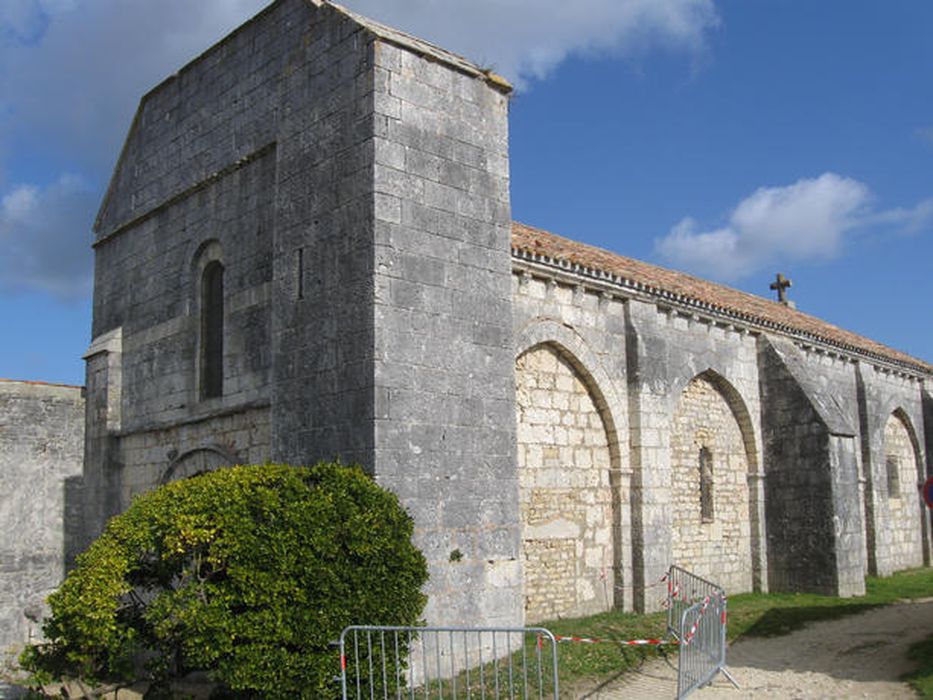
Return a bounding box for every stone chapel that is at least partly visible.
[2,0,931,652]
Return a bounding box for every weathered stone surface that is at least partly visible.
[671,375,753,594]
[1,0,931,655]
[517,345,614,622]
[0,380,83,653]
[879,412,925,571]
[83,0,522,630]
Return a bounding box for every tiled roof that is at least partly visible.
[511,222,932,374]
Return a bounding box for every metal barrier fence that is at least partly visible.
[665,565,737,699]
[338,626,559,699]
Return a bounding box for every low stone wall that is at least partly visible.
[0,379,84,655]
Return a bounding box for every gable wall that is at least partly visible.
[84,2,312,542]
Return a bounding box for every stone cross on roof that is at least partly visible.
[770,273,792,304]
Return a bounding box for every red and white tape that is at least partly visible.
[682,595,711,645]
[553,634,677,647]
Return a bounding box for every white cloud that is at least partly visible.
[867,198,933,235]
[0,175,97,299]
[344,0,719,85]
[0,0,720,300]
[0,0,270,175]
[656,173,876,280]
[0,0,718,171]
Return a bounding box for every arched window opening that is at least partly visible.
[200,261,224,399]
[699,446,714,522]
[885,455,900,498]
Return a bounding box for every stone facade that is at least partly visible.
[0,380,83,654]
[516,344,614,622]
[84,0,521,634]
[880,412,924,572]
[670,375,753,594]
[1,0,932,649]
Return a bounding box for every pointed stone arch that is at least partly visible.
[669,369,762,592]
[879,409,927,570]
[514,328,627,619]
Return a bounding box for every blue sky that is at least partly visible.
[0,0,930,386]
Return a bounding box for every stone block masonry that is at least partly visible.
[370,36,521,628]
[517,345,614,622]
[0,380,83,654]
[86,0,523,632]
[880,413,924,571]
[671,375,753,594]
[3,0,930,656]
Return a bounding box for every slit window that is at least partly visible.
[200,261,224,399]
[885,456,900,498]
[699,446,714,522]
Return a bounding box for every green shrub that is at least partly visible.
[21,462,428,698]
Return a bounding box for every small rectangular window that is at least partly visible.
[297,247,304,300]
[699,446,714,522]
[885,456,900,498]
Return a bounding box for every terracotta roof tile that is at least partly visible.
[511,222,931,374]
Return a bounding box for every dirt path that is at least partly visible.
[578,598,933,699]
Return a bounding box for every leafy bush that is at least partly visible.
[21,462,428,698]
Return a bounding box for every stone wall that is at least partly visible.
[118,406,270,497]
[625,299,764,609]
[86,0,524,629]
[759,338,865,596]
[516,344,614,621]
[670,375,752,593]
[270,1,377,469]
[512,272,630,610]
[881,413,924,570]
[0,380,84,654]
[32,0,929,650]
[86,0,297,540]
[857,363,930,574]
[369,37,522,627]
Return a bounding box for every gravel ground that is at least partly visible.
[574,598,933,699]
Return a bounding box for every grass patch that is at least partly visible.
[531,567,933,692]
[903,634,933,698]
[728,566,933,639]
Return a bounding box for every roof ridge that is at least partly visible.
[511,221,932,375]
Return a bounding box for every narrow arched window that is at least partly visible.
[885,455,900,498]
[200,261,224,399]
[699,446,714,522]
